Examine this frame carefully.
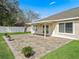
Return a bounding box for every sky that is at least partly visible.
[19,0,79,19]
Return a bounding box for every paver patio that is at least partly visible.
[4,34,72,59]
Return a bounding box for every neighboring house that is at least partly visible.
[27,7,79,39]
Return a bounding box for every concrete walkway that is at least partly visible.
[3,34,72,59]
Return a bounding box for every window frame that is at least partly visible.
[59,21,74,34]
[59,23,65,33]
[65,22,73,33]
[43,25,44,33]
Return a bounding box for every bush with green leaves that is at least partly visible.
[4,33,14,41]
[22,46,35,58]
[4,33,8,37]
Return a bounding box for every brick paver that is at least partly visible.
[4,34,72,59]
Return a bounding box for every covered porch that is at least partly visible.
[33,21,58,37]
[32,19,79,39]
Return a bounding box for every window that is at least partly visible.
[43,25,49,34]
[43,25,44,33]
[35,25,37,31]
[65,23,73,33]
[59,23,65,32]
[33,25,37,31]
[46,25,49,34]
[59,22,73,33]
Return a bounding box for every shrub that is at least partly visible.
[22,46,35,58]
[4,33,8,37]
[4,33,10,38]
[4,33,14,41]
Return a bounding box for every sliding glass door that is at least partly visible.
[43,25,49,34]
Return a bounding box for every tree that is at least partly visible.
[0,0,23,26]
[23,9,40,32]
[0,0,10,26]
[0,0,40,26]
[25,9,40,23]
[14,10,26,26]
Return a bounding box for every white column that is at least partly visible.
[31,25,34,34]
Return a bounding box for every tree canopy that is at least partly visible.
[0,0,40,26]
[25,9,40,23]
[0,0,24,26]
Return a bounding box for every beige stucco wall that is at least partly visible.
[74,19,79,35]
[48,22,58,36]
[35,24,44,35]
[27,26,31,32]
[34,19,79,37]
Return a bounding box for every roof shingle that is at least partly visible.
[41,7,79,21]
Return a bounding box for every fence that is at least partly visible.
[0,26,25,33]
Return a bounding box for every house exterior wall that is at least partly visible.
[34,19,79,39]
[27,26,32,32]
[35,24,44,35]
[51,22,59,36]
[74,20,79,35]
[52,20,79,39]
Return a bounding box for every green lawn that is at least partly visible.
[0,33,15,59]
[8,32,31,35]
[41,40,79,59]
[0,32,31,59]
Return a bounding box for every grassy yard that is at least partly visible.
[0,32,31,59]
[0,33,15,59]
[8,32,31,35]
[41,40,79,59]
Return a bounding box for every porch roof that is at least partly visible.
[33,17,79,24]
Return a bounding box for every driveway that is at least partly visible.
[4,34,72,59]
